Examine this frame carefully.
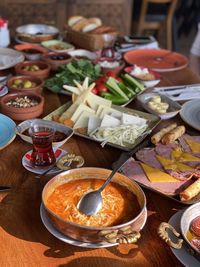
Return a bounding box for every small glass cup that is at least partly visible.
[29,121,56,168]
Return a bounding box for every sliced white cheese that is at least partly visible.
[100,114,121,127]
[86,92,112,111]
[96,105,108,117]
[121,113,147,125]
[59,88,92,121]
[109,110,122,119]
[71,103,95,123]
[73,110,95,129]
[87,115,102,134]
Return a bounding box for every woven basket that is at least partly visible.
[65,27,118,51]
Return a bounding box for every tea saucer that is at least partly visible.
[22,148,67,175]
[40,203,118,248]
[168,210,200,267]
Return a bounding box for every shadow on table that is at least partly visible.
[0,175,179,260]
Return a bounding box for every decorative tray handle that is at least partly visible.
[157,222,183,249]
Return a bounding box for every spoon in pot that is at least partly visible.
[77,137,150,216]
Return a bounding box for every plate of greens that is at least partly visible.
[45,59,101,94]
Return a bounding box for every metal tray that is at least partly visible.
[44,102,160,151]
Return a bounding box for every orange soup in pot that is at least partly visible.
[46,179,140,227]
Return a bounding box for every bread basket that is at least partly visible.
[65,26,118,51]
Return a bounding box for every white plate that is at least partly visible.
[168,210,200,267]
[0,48,24,70]
[180,100,200,131]
[22,148,67,175]
[40,203,147,248]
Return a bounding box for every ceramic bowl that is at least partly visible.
[16,24,59,43]
[95,58,125,76]
[137,92,181,120]
[7,75,44,95]
[14,44,48,61]
[15,60,51,79]
[41,40,75,53]
[16,119,74,148]
[42,52,72,71]
[0,92,44,121]
[125,66,161,88]
[42,167,147,243]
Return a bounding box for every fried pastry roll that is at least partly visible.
[151,123,177,144]
[161,125,185,145]
[180,178,200,201]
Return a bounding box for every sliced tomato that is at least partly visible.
[191,237,200,252]
[96,76,107,84]
[106,71,116,78]
[116,77,122,82]
[191,216,200,236]
[92,87,99,95]
[96,83,108,93]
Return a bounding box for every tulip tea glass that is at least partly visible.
[29,122,56,168]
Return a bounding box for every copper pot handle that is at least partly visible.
[158,222,183,249]
[99,226,141,244]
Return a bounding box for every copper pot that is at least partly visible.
[42,167,147,244]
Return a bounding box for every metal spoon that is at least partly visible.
[77,137,150,215]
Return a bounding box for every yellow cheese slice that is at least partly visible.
[140,163,178,183]
[156,155,194,172]
[171,147,200,162]
[185,137,200,153]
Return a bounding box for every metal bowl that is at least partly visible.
[16,24,59,43]
[42,167,147,244]
[158,202,200,260]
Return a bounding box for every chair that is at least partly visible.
[137,0,178,50]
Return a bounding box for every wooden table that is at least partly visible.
[0,67,200,267]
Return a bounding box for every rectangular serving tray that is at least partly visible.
[44,102,160,151]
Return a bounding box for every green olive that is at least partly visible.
[14,79,23,85]
[23,80,32,88]
[32,65,40,71]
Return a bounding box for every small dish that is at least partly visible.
[7,75,44,95]
[16,119,74,149]
[0,92,44,121]
[22,148,66,175]
[125,65,161,88]
[15,60,51,79]
[16,24,59,43]
[14,44,48,61]
[68,49,97,60]
[137,92,181,120]
[42,52,72,71]
[95,57,125,76]
[0,48,24,70]
[41,40,75,53]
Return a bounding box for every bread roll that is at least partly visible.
[68,16,84,27]
[89,25,115,34]
[180,179,200,201]
[88,17,102,27]
[151,123,177,144]
[161,125,186,145]
[71,18,89,31]
[82,23,98,33]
